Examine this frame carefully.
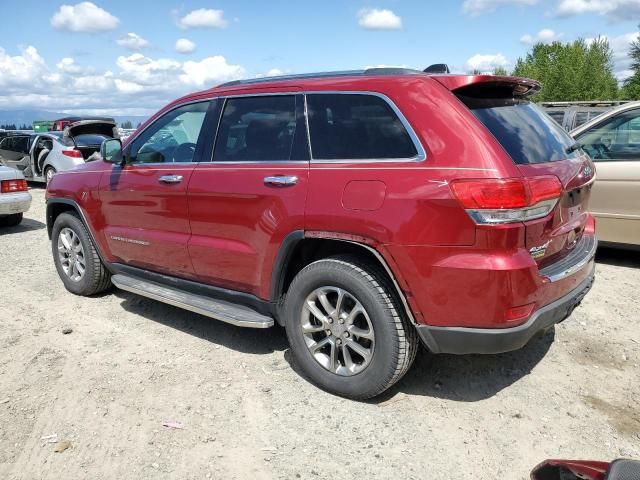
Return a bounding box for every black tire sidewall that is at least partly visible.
[284,259,402,399]
[45,167,56,186]
[51,212,100,295]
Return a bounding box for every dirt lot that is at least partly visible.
[1,186,639,480]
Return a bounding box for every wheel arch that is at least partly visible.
[46,199,108,265]
[271,231,418,327]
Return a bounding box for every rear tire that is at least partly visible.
[52,212,111,296]
[284,255,418,400]
[45,166,56,186]
[0,213,23,227]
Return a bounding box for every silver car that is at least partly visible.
[0,120,118,184]
[0,165,31,226]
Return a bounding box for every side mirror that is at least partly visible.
[101,138,124,164]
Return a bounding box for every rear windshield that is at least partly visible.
[459,96,579,165]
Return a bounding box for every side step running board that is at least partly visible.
[111,274,274,329]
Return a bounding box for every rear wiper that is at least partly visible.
[566,142,583,154]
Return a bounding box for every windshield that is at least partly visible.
[459,96,580,165]
[74,134,109,146]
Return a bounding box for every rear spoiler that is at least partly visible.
[431,75,541,98]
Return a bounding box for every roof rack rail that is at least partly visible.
[216,67,425,88]
[539,100,632,107]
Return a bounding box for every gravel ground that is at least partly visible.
[1,186,639,480]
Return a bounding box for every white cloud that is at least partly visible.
[265,68,285,77]
[56,57,84,74]
[0,46,48,90]
[463,0,538,15]
[178,8,228,29]
[520,28,562,44]
[357,9,402,30]
[117,33,149,50]
[50,2,119,33]
[0,45,248,113]
[175,38,196,54]
[180,56,246,87]
[466,53,509,72]
[556,0,640,21]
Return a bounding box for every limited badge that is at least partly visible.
[529,240,551,260]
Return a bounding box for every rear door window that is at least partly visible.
[213,95,297,162]
[459,96,579,165]
[306,93,418,160]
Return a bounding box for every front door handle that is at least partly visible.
[159,175,183,184]
[264,175,298,187]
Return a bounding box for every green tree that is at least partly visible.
[121,120,133,129]
[622,27,640,99]
[513,38,618,101]
[493,66,508,76]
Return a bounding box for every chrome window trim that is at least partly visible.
[303,90,427,164]
[208,92,303,165]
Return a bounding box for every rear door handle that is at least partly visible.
[264,175,298,187]
[159,175,183,184]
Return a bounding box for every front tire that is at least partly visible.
[52,212,111,296]
[284,255,418,400]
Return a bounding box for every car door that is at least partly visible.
[187,92,309,298]
[0,135,31,172]
[577,108,640,245]
[99,100,212,278]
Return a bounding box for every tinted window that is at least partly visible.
[213,96,296,162]
[576,109,640,162]
[129,102,209,164]
[306,94,417,160]
[546,110,565,125]
[574,111,589,128]
[74,134,109,146]
[460,97,578,165]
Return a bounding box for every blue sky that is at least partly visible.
[1,0,639,115]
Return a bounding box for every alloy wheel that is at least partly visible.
[57,227,86,282]
[300,286,375,376]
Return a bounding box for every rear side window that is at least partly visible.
[213,95,296,162]
[460,96,579,165]
[306,93,418,160]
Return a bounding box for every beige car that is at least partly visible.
[572,101,640,247]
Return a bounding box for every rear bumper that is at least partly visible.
[0,191,32,215]
[416,265,595,354]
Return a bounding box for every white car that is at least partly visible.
[0,165,31,226]
[571,101,640,247]
[0,119,118,184]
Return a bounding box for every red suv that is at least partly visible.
[46,69,597,399]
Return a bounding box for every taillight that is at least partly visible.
[62,150,83,158]
[1,179,28,193]
[450,176,562,225]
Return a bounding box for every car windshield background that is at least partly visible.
[74,134,110,146]
[213,95,296,162]
[577,109,640,161]
[306,93,417,160]
[129,101,209,164]
[460,97,579,165]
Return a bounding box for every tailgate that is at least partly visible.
[518,158,595,267]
